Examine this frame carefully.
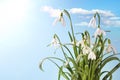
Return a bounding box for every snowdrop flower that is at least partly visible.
[82,46,91,55]
[88,16,96,28]
[71,40,83,47]
[94,28,106,37]
[76,39,85,47]
[76,40,91,55]
[88,50,96,60]
[106,44,117,54]
[51,36,59,47]
[53,12,66,26]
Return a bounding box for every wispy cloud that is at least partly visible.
[109,17,120,20]
[70,8,115,17]
[41,6,61,17]
[75,22,88,27]
[41,6,120,27]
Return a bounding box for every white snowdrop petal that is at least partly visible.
[106,44,117,54]
[94,28,106,37]
[52,12,66,26]
[88,17,96,28]
[88,51,96,60]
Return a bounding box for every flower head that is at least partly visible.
[106,44,117,54]
[76,39,84,47]
[53,12,66,26]
[88,16,96,28]
[82,46,91,55]
[88,50,96,60]
[94,28,106,37]
[76,39,92,55]
[51,36,59,47]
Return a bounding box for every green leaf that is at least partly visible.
[63,9,75,42]
[102,63,120,79]
[58,66,70,80]
[84,31,90,46]
[67,57,78,69]
[63,45,75,60]
[100,71,110,76]
[39,57,65,71]
[99,57,120,72]
[76,54,83,63]
[73,45,78,58]
[68,31,73,42]
[103,38,108,44]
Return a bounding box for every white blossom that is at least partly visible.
[88,50,96,60]
[82,46,91,55]
[106,44,117,54]
[51,37,59,47]
[88,16,96,28]
[53,12,66,26]
[76,39,85,47]
[94,28,106,37]
[76,40,92,55]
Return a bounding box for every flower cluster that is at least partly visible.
[76,39,96,60]
[40,10,120,80]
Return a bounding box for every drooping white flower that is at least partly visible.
[94,28,106,37]
[76,39,92,55]
[88,50,96,60]
[53,12,66,26]
[88,16,96,28]
[82,46,91,55]
[51,36,59,47]
[106,44,117,54]
[76,40,84,47]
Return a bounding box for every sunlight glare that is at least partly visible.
[0,0,29,46]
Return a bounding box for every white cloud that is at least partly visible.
[41,6,120,27]
[41,6,61,17]
[109,17,120,20]
[70,8,114,17]
[75,22,88,26]
[70,8,114,16]
[91,9,114,17]
[103,20,120,27]
[70,8,120,27]
[70,8,91,15]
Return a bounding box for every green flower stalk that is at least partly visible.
[40,9,120,80]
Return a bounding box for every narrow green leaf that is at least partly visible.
[67,57,78,69]
[68,31,73,42]
[99,57,120,71]
[63,45,75,60]
[39,57,65,71]
[103,63,120,79]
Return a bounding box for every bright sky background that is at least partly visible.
[0,0,120,80]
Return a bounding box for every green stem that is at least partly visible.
[95,12,100,28]
[63,9,78,58]
[63,9,75,42]
[54,34,68,60]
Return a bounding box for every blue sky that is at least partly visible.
[0,0,120,80]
